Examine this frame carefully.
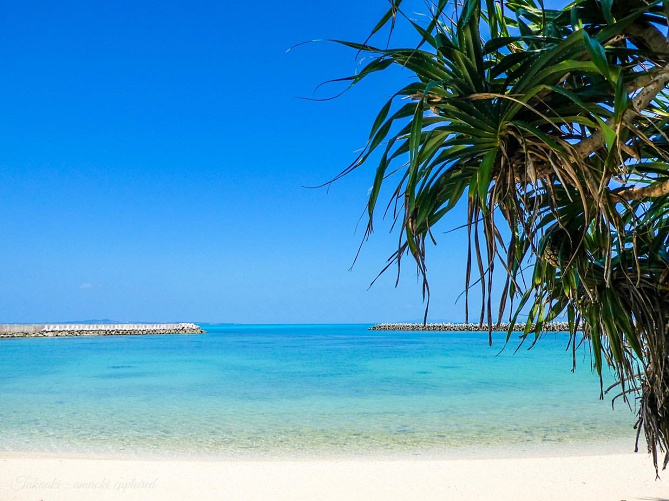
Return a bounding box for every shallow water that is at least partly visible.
[0,324,637,458]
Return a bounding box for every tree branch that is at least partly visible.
[625,22,669,58]
[572,22,669,160]
[616,178,669,201]
[574,65,669,160]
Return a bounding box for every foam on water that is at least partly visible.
[0,324,637,458]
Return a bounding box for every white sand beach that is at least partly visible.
[0,452,666,501]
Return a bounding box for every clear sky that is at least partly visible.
[0,0,526,324]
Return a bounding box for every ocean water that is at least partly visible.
[0,324,638,458]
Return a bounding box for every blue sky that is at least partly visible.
[0,1,521,324]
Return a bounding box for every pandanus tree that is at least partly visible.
[326,0,669,471]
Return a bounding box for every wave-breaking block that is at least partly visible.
[0,323,206,338]
[369,322,570,332]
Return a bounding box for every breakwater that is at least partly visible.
[0,323,205,338]
[369,322,570,332]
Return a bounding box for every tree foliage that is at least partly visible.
[328,0,669,471]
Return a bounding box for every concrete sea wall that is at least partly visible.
[369,322,571,332]
[0,323,205,338]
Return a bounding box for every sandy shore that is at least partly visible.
[0,452,666,501]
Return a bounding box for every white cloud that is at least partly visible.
[79,283,93,289]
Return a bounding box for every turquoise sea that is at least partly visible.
[0,324,638,458]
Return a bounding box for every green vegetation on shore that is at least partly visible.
[327,0,669,470]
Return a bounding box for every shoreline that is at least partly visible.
[0,436,638,462]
